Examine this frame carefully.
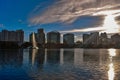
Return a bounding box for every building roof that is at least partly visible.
[47,31,60,34]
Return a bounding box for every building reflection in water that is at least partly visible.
[74,49,83,66]
[47,49,60,64]
[63,49,74,64]
[60,49,64,65]
[2,48,120,80]
[84,49,101,62]
[28,49,111,68]
[0,49,23,68]
[44,49,83,66]
[23,49,29,67]
[44,49,75,65]
[29,49,45,69]
[43,49,109,67]
[61,49,83,66]
[25,48,120,80]
[24,48,118,80]
[108,49,116,80]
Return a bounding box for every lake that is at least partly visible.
[0,48,120,80]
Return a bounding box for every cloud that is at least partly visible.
[29,0,120,25]
[115,15,120,25]
[60,26,104,33]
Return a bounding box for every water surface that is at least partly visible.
[0,48,120,80]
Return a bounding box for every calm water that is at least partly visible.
[0,48,120,80]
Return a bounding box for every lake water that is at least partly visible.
[0,48,120,80]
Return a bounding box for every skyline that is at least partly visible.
[0,0,120,41]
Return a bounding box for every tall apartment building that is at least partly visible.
[0,29,24,44]
[37,29,45,44]
[63,33,74,45]
[83,32,99,45]
[47,31,60,44]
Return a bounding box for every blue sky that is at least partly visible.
[0,0,54,41]
[0,0,120,41]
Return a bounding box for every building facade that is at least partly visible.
[47,31,60,44]
[63,33,74,45]
[111,34,120,45]
[0,29,24,44]
[83,32,99,45]
[37,29,45,44]
[99,32,108,45]
[83,34,90,44]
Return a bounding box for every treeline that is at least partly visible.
[21,42,82,49]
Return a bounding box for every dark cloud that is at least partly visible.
[79,15,105,27]
[115,16,120,25]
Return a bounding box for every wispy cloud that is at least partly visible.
[28,0,120,34]
[60,26,104,33]
[29,0,120,24]
[60,10,120,34]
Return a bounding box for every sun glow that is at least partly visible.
[101,14,119,33]
[101,13,120,33]
[61,10,120,34]
[94,10,120,33]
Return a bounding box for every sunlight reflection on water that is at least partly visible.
[108,49,116,80]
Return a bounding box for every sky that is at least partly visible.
[0,0,120,41]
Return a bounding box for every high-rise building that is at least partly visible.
[0,32,1,41]
[1,30,9,41]
[83,34,90,44]
[37,28,45,44]
[16,30,24,44]
[99,32,108,45]
[63,33,74,45]
[29,33,32,43]
[111,34,120,45]
[100,32,107,39]
[9,31,16,41]
[47,31,60,44]
[83,32,99,45]
[0,29,24,44]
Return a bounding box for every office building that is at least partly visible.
[63,33,74,45]
[99,32,108,45]
[83,32,99,45]
[37,28,45,44]
[47,31,60,44]
[83,34,90,44]
[111,34,120,45]
[16,30,24,44]
[0,29,24,44]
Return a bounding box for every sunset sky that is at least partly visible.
[0,0,120,41]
